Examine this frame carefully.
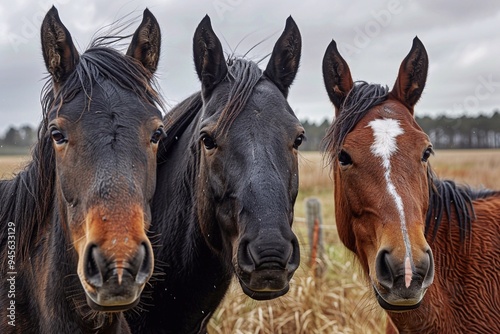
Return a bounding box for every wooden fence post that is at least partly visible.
[306,198,324,277]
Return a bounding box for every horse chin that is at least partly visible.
[82,282,144,312]
[85,294,140,312]
[236,268,291,300]
[373,286,424,312]
[238,279,290,301]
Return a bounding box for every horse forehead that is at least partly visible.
[94,82,159,116]
[247,87,295,121]
[60,88,158,129]
[252,80,287,105]
[368,118,404,159]
[231,108,298,145]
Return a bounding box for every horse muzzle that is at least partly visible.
[372,247,434,312]
[80,242,153,311]
[235,234,300,300]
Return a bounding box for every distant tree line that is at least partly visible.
[417,112,500,149]
[1,111,499,152]
[0,125,37,147]
[300,111,500,151]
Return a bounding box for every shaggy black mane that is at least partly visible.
[158,57,263,157]
[426,170,500,242]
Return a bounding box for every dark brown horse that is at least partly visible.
[127,16,303,333]
[0,7,163,333]
[322,38,500,333]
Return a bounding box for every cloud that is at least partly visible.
[1,0,500,134]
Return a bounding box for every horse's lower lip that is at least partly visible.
[373,287,422,312]
[85,294,140,312]
[238,279,290,300]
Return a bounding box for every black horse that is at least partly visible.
[127,15,304,334]
[0,7,163,333]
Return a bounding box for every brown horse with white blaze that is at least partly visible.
[322,37,500,333]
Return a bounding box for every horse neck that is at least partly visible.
[388,193,500,333]
[154,111,212,267]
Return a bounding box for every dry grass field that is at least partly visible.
[1,149,499,333]
[0,156,30,180]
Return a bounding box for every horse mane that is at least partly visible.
[158,93,203,161]
[426,167,500,243]
[0,127,55,263]
[323,81,389,166]
[42,44,164,120]
[0,37,164,263]
[158,57,263,158]
[215,57,263,136]
[425,168,475,243]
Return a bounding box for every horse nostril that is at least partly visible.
[288,237,300,272]
[237,238,255,273]
[135,242,153,285]
[242,237,297,271]
[83,244,105,288]
[375,249,394,290]
[422,249,435,288]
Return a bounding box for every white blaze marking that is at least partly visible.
[405,256,412,288]
[368,118,413,288]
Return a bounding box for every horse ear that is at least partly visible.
[264,16,301,97]
[322,39,353,117]
[193,15,227,97]
[126,8,161,76]
[41,6,79,89]
[389,37,428,114]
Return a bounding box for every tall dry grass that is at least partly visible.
[0,156,29,180]
[1,149,498,333]
[430,149,500,189]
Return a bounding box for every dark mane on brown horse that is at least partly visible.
[426,174,474,243]
[427,174,500,241]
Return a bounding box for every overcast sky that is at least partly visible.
[1,0,500,134]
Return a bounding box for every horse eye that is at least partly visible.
[151,127,164,144]
[201,134,217,150]
[338,149,352,167]
[293,134,305,149]
[422,146,434,162]
[50,129,67,145]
